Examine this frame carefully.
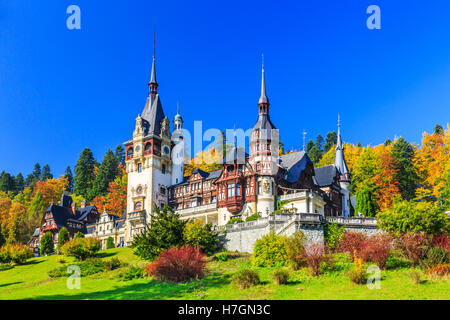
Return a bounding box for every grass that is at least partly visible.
[0,248,448,300]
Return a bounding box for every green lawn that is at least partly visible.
[0,247,448,300]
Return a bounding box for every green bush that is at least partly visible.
[57,227,70,253]
[322,253,353,273]
[252,233,288,267]
[75,232,85,238]
[273,269,290,285]
[106,237,115,249]
[245,214,260,222]
[131,205,186,261]
[0,244,32,265]
[227,218,243,225]
[40,232,54,256]
[215,252,228,262]
[60,238,101,261]
[421,247,449,269]
[232,269,260,289]
[103,257,122,271]
[377,200,450,236]
[385,250,412,269]
[183,220,219,256]
[48,259,104,278]
[324,222,345,252]
[286,231,306,270]
[116,266,143,281]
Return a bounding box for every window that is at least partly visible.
[227,184,235,197]
[134,201,142,211]
[137,163,142,173]
[258,182,261,194]
[160,187,166,195]
[162,164,166,174]
[191,200,197,207]
[211,196,216,203]
[236,183,241,196]
[127,148,133,156]
[145,142,152,151]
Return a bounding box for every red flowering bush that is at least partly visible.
[304,243,329,277]
[395,233,431,266]
[145,246,207,283]
[338,232,368,258]
[425,264,450,278]
[359,234,393,269]
[432,234,450,251]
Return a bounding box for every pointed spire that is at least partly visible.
[259,54,269,105]
[334,114,349,176]
[148,26,158,94]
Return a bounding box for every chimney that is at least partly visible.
[71,202,76,215]
[81,200,87,209]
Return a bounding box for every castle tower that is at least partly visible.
[249,56,278,216]
[124,34,173,243]
[171,103,185,185]
[334,115,351,217]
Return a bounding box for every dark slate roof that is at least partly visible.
[314,165,338,187]
[141,94,165,136]
[169,169,222,188]
[253,114,276,132]
[192,168,209,179]
[60,194,73,208]
[116,220,125,229]
[223,146,248,165]
[280,151,311,183]
[77,206,96,221]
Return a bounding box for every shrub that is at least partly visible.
[75,232,85,238]
[227,218,243,225]
[304,243,329,276]
[145,246,206,283]
[183,221,219,256]
[131,205,187,261]
[321,253,353,273]
[347,250,367,284]
[285,231,306,270]
[410,270,422,285]
[215,252,228,262]
[421,247,449,269]
[251,233,288,267]
[359,234,393,269]
[324,222,345,252]
[425,264,450,278]
[103,257,122,271]
[395,233,431,266]
[61,238,101,261]
[273,269,290,285]
[48,259,104,278]
[377,200,450,236]
[57,227,70,253]
[116,266,143,281]
[432,234,450,251]
[245,214,260,222]
[385,250,412,269]
[232,269,260,289]
[338,232,368,258]
[106,237,115,249]
[40,232,54,256]
[0,244,32,265]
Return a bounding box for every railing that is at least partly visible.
[325,216,377,226]
[279,190,308,201]
[128,210,146,221]
[176,203,217,217]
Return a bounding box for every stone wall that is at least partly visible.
[221,213,381,253]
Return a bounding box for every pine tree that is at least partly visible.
[324,131,337,153]
[392,137,418,201]
[434,124,444,135]
[15,173,24,193]
[64,166,74,192]
[73,148,96,200]
[0,171,14,192]
[114,145,126,166]
[41,164,53,181]
[40,232,54,255]
[90,149,118,199]
[315,134,324,154]
[32,163,41,181]
[27,191,44,230]
[384,138,392,146]
[57,227,70,252]
[25,174,35,188]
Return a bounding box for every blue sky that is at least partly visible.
[0,0,449,177]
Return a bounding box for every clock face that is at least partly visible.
[136,186,142,194]
[135,144,141,153]
[163,145,170,155]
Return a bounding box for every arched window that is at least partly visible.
[134,201,142,211]
[162,164,166,174]
[144,142,152,152]
[137,163,142,173]
[127,148,134,156]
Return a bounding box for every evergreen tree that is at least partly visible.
[27,191,44,230]
[90,149,118,199]
[40,232,54,255]
[438,170,450,210]
[356,142,362,147]
[114,145,126,166]
[315,134,324,154]
[434,124,444,135]
[355,185,377,217]
[306,139,322,164]
[14,173,24,193]
[392,137,418,201]
[131,205,187,260]
[0,171,14,192]
[306,140,314,154]
[25,174,36,188]
[106,236,115,249]
[41,164,53,181]
[57,227,70,252]
[384,138,392,146]
[324,131,337,153]
[73,148,96,200]
[64,166,74,192]
[32,163,41,181]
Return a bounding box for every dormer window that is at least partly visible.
[127,148,134,156]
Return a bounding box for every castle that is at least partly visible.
[29,50,354,250]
